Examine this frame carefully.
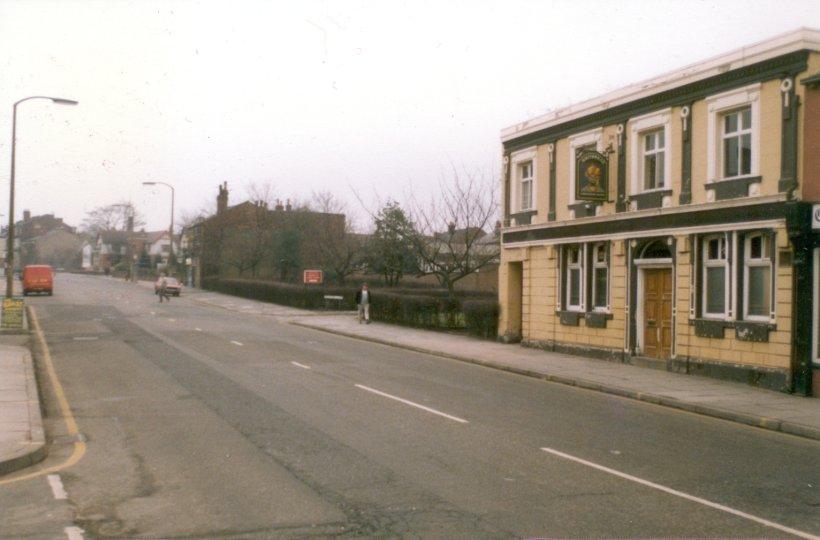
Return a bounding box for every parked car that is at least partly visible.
[23,265,54,296]
[154,276,182,296]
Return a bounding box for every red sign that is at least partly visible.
[303,269,323,284]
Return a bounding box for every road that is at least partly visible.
[1,273,818,539]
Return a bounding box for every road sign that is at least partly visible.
[303,269,323,284]
[812,204,820,230]
[1,297,25,330]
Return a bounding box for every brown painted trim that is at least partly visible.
[503,50,810,153]
[502,200,794,244]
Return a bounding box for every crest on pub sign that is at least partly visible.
[575,150,609,202]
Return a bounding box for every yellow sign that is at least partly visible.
[2,297,25,330]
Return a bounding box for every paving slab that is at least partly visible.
[0,344,46,476]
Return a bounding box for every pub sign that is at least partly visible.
[575,150,609,202]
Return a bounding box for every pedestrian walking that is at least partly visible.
[355,283,371,324]
[158,274,170,303]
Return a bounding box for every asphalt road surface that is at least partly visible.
[1,273,818,539]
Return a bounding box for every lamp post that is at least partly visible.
[6,96,78,298]
[142,181,175,268]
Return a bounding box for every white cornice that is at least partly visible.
[501,28,820,144]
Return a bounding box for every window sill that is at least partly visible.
[629,189,672,210]
[556,310,613,328]
[556,310,583,326]
[689,318,776,341]
[568,202,599,218]
[706,175,762,201]
[510,210,537,226]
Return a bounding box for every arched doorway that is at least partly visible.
[634,239,674,360]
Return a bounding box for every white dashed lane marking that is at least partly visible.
[47,474,67,500]
[64,526,85,540]
[230,340,243,346]
[290,361,311,370]
[355,384,469,424]
[540,447,820,540]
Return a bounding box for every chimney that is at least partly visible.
[127,215,134,232]
[217,182,228,215]
[23,210,31,222]
[285,199,292,212]
[275,199,284,212]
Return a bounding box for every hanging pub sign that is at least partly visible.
[575,149,609,202]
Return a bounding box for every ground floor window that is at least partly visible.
[592,242,609,310]
[561,242,610,313]
[694,230,775,322]
[565,244,584,310]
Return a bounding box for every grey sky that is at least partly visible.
[0,0,818,232]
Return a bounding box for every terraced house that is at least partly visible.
[498,28,820,396]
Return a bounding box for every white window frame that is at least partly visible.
[629,109,671,194]
[520,161,534,211]
[591,242,609,312]
[743,232,774,322]
[565,244,585,312]
[721,107,753,180]
[706,83,760,183]
[702,234,731,319]
[510,147,537,213]
[568,129,603,206]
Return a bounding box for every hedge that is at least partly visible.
[202,277,499,338]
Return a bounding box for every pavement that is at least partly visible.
[175,283,820,442]
[0,341,46,476]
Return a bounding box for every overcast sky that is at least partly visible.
[0,0,818,232]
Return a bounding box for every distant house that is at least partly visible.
[10,210,82,269]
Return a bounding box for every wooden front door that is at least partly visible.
[643,268,672,359]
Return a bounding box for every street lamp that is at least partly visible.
[6,96,78,297]
[142,181,175,267]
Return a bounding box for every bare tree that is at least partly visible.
[81,201,145,234]
[310,191,365,284]
[406,166,499,296]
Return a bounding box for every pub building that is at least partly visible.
[498,28,820,396]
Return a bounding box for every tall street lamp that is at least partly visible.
[6,96,78,298]
[142,181,175,267]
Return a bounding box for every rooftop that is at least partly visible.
[501,27,820,143]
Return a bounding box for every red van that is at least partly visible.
[23,265,54,296]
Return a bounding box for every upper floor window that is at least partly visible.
[706,83,760,183]
[642,129,666,190]
[519,161,533,211]
[721,107,752,179]
[509,147,537,215]
[629,110,671,196]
